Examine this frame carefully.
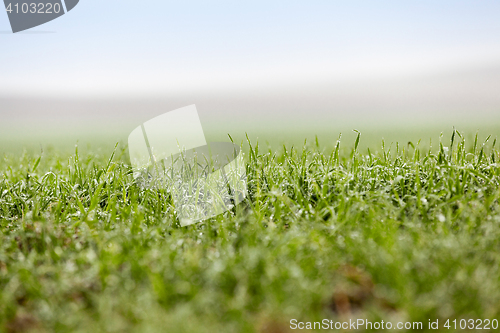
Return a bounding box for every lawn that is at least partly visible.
[1,130,500,332]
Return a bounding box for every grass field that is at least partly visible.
[1,129,500,332]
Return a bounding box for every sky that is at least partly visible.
[1,0,500,97]
[1,1,500,152]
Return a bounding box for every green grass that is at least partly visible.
[1,130,500,332]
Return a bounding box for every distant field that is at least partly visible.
[1,119,499,156]
[1,89,500,155]
[1,128,500,332]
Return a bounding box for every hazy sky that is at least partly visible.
[1,1,500,97]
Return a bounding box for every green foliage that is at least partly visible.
[0,131,499,332]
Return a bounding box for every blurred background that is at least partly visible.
[1,0,499,153]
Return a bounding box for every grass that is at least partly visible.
[1,129,500,332]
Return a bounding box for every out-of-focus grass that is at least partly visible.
[0,129,500,332]
[2,116,499,155]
